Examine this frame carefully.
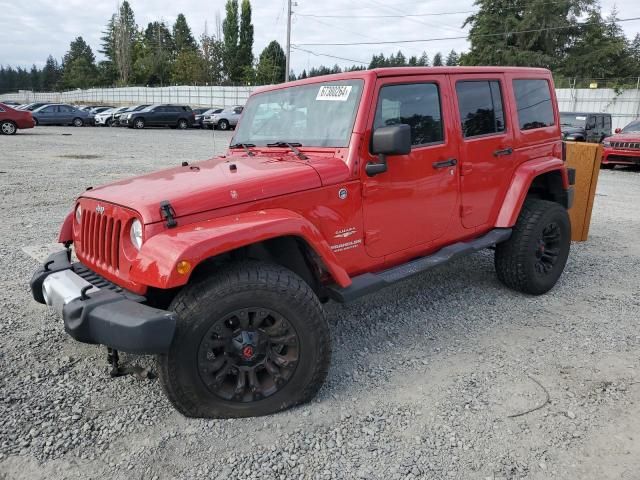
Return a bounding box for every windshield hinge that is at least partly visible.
[159,200,177,228]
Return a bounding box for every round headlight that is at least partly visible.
[75,205,82,224]
[130,219,143,250]
[603,140,611,147]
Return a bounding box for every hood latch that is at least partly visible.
[160,200,178,229]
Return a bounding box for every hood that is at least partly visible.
[561,126,585,136]
[82,153,347,224]
[605,132,640,143]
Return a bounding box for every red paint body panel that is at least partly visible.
[58,211,73,243]
[0,103,35,130]
[495,157,567,227]
[602,132,640,165]
[61,67,570,294]
[130,209,351,289]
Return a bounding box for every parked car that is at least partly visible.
[19,102,50,112]
[200,108,224,129]
[32,104,94,126]
[0,102,35,134]
[601,119,640,169]
[32,67,575,418]
[94,107,129,127]
[560,112,611,143]
[122,104,194,129]
[0,100,21,106]
[204,106,243,130]
[193,107,222,128]
[90,106,115,115]
[115,104,151,126]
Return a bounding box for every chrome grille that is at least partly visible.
[80,210,121,270]
[611,141,640,150]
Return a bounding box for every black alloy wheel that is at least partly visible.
[197,307,299,402]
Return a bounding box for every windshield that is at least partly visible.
[622,120,640,133]
[560,113,587,128]
[232,79,364,147]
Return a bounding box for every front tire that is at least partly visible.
[177,119,188,129]
[218,119,229,131]
[495,199,571,295]
[134,118,145,129]
[158,261,331,418]
[1,120,17,135]
[72,117,84,127]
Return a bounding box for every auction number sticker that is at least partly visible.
[316,85,352,101]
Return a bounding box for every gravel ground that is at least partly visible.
[1,126,639,480]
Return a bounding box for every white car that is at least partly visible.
[94,107,130,127]
[204,106,243,130]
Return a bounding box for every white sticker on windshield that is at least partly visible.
[576,116,587,120]
[316,85,352,101]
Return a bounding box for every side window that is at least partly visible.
[598,116,605,128]
[604,116,611,131]
[373,83,444,146]
[513,79,555,130]
[456,80,505,137]
[0,107,5,112]
[234,107,243,114]
[587,116,596,129]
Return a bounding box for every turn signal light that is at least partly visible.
[176,260,191,275]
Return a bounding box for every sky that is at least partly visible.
[0,0,638,75]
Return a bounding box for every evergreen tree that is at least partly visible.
[42,55,62,90]
[255,40,286,84]
[173,13,198,52]
[222,0,241,83]
[134,22,174,85]
[445,50,460,66]
[238,0,254,82]
[432,52,444,66]
[418,51,430,66]
[99,14,118,85]
[462,0,594,68]
[29,65,41,90]
[113,1,137,85]
[61,37,98,89]
[171,50,206,84]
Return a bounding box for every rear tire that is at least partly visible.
[157,261,331,418]
[218,119,229,131]
[495,199,571,295]
[177,119,188,130]
[1,120,17,135]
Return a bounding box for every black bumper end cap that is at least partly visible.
[30,250,71,304]
[63,289,176,354]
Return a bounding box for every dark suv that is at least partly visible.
[123,104,194,129]
[560,112,611,143]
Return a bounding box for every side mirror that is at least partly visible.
[366,124,412,177]
[615,128,621,134]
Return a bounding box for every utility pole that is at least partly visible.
[285,0,292,82]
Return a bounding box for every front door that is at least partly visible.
[451,75,515,229]
[361,76,459,258]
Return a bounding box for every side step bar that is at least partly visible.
[327,228,512,303]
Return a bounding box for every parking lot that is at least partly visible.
[1,127,640,479]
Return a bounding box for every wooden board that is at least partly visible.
[565,142,602,242]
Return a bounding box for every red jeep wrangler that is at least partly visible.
[31,67,575,418]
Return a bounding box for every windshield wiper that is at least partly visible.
[229,143,255,156]
[266,142,308,160]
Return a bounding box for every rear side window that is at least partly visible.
[374,83,444,146]
[456,80,505,137]
[604,116,611,131]
[513,79,555,130]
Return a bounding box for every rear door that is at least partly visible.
[451,75,514,229]
[361,75,459,257]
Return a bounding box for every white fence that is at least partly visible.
[556,88,640,130]
[2,85,640,129]
[1,86,256,108]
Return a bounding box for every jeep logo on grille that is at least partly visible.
[95,205,105,215]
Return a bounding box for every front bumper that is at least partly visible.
[30,250,176,354]
[603,148,640,165]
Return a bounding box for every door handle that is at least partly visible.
[493,147,513,157]
[432,158,457,169]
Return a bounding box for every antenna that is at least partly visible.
[285,1,297,82]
